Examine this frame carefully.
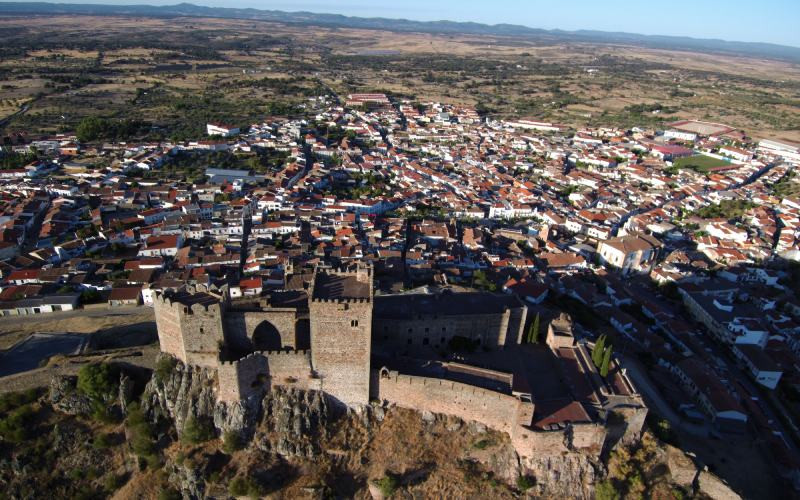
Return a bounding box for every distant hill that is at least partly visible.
[1,1,799,63]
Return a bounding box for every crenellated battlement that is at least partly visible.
[153,290,222,315]
[310,297,371,304]
[218,349,310,366]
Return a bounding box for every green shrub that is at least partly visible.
[77,363,119,402]
[182,416,215,444]
[372,474,399,497]
[157,487,182,500]
[595,480,620,500]
[472,438,492,450]
[0,405,35,443]
[93,432,113,449]
[0,388,40,413]
[126,403,157,460]
[222,430,244,454]
[154,356,178,383]
[104,473,127,492]
[229,476,265,498]
[516,475,535,490]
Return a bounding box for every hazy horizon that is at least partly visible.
[2,0,799,49]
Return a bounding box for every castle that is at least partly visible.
[154,264,646,459]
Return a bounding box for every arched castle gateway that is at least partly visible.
[153,263,646,459]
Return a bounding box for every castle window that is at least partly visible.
[424,327,429,333]
[407,339,412,345]
[442,327,446,332]
[408,328,412,333]
[351,319,359,327]
[423,338,429,345]
[200,327,204,334]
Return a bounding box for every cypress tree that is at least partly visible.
[600,345,613,377]
[531,313,541,344]
[592,335,606,367]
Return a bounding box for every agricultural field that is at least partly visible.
[0,14,799,143]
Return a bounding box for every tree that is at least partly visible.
[527,313,541,344]
[372,474,399,497]
[222,430,244,454]
[592,335,606,367]
[600,345,613,378]
[76,116,107,143]
[182,416,215,444]
[77,363,119,402]
[595,480,620,500]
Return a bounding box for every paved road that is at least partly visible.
[0,104,29,129]
[0,333,87,377]
[618,354,709,437]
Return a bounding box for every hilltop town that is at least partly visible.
[2,90,800,497]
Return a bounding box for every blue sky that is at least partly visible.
[25,0,800,47]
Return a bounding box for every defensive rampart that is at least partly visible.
[217,350,315,402]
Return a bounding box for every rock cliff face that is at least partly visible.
[253,387,329,459]
[141,357,263,437]
[141,361,220,433]
[521,454,599,499]
[139,356,609,499]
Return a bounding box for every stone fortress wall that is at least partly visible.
[153,265,641,461]
[373,292,527,349]
[153,289,226,368]
[217,349,316,402]
[371,367,530,436]
[309,265,374,407]
[371,367,607,457]
[223,308,301,351]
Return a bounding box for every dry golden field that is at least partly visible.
[0,14,798,142]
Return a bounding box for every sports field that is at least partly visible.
[673,155,732,173]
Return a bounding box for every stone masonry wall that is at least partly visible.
[571,423,607,452]
[217,350,314,402]
[217,353,267,402]
[512,427,569,456]
[372,369,527,436]
[373,310,515,350]
[507,305,528,346]
[181,302,225,368]
[310,299,373,406]
[223,309,299,350]
[511,423,606,458]
[154,296,187,363]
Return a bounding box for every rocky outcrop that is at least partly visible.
[141,355,261,435]
[666,444,698,489]
[48,375,92,415]
[253,387,330,459]
[141,356,605,499]
[521,453,599,499]
[167,460,207,500]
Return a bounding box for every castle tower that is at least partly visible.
[308,264,374,406]
[153,290,226,368]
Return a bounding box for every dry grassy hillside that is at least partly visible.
[0,15,798,142]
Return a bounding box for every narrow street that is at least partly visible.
[618,354,709,437]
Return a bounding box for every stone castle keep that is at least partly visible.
[154,264,645,459]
